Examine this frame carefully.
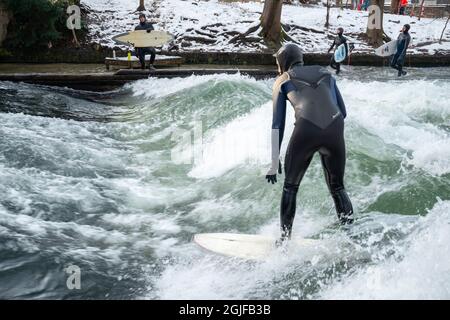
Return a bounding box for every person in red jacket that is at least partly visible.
[399,0,408,15]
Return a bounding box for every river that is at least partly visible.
[0,66,449,299]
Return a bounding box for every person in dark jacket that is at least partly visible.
[391,24,411,77]
[135,13,156,70]
[266,43,354,244]
[327,27,348,75]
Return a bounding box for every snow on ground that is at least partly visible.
[82,0,450,54]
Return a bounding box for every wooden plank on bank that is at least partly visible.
[105,55,184,70]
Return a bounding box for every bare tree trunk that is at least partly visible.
[260,0,283,46]
[338,0,343,18]
[390,0,400,14]
[72,28,80,47]
[410,3,416,17]
[325,0,331,28]
[366,0,385,47]
[418,0,425,20]
[137,0,145,11]
[439,14,450,44]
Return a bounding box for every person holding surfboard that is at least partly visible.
[391,24,411,77]
[134,13,157,70]
[266,43,354,244]
[327,27,348,75]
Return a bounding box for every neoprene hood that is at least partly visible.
[274,43,304,73]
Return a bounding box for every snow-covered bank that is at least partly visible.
[83,0,450,55]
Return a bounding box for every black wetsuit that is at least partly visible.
[391,31,410,76]
[134,21,156,68]
[328,34,348,74]
[270,64,354,239]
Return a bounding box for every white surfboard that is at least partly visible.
[112,30,173,48]
[374,40,398,57]
[334,43,347,63]
[193,233,321,260]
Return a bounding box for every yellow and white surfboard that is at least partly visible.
[112,30,173,47]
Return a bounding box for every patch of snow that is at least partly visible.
[82,0,450,54]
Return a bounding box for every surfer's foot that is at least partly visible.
[332,188,354,225]
[275,236,290,248]
[336,69,340,75]
[402,71,407,76]
[339,212,354,225]
[148,64,156,71]
[275,239,285,248]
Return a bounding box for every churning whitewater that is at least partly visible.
[0,67,449,299]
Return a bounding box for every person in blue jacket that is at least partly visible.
[266,43,354,244]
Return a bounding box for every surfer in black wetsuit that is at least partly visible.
[135,13,156,70]
[391,24,411,77]
[266,43,354,243]
[327,27,348,75]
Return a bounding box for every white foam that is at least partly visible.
[188,99,295,179]
[188,101,271,178]
[128,73,267,99]
[340,79,450,176]
[319,200,450,299]
[102,212,181,234]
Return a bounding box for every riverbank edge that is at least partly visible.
[0,68,278,91]
[1,46,450,67]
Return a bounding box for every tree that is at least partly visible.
[260,0,283,45]
[418,0,425,20]
[229,0,294,49]
[366,0,385,47]
[325,0,331,28]
[390,0,400,14]
[137,0,145,12]
[4,0,62,49]
[439,13,450,44]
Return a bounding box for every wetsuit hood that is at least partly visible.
[139,13,147,25]
[274,44,304,73]
[403,24,410,33]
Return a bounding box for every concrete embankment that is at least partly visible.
[1,45,450,67]
[0,67,278,91]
